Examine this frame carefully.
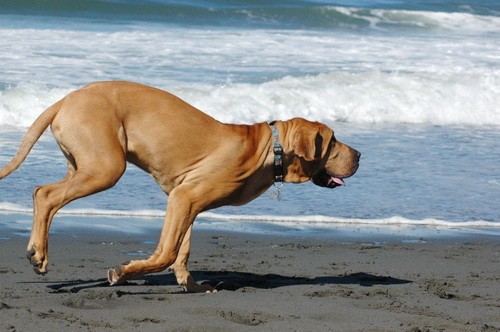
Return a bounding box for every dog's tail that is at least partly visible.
[0,100,63,179]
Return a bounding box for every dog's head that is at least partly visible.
[281,118,360,188]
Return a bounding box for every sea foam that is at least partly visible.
[1,202,498,229]
[331,7,500,34]
[1,70,499,129]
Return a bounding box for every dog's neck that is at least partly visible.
[269,121,284,184]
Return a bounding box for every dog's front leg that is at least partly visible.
[107,183,209,286]
[170,224,216,293]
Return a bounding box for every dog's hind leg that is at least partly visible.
[27,156,126,275]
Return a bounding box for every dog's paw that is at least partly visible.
[26,247,47,275]
[107,268,122,286]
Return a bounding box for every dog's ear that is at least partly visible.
[293,123,333,161]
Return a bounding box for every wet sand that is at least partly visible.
[0,218,499,331]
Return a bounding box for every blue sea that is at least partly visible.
[0,0,499,238]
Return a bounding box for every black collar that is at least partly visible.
[269,121,284,183]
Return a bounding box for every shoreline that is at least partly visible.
[1,212,499,243]
[1,214,499,331]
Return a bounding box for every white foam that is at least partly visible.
[0,82,72,127]
[181,70,500,125]
[1,22,498,129]
[332,7,500,34]
[1,69,498,128]
[1,203,497,229]
[199,212,499,228]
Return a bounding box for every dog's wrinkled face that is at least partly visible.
[286,118,360,188]
[311,139,360,188]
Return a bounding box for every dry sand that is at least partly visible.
[1,218,499,331]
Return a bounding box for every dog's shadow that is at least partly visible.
[46,270,412,294]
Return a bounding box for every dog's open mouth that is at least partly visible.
[312,170,345,188]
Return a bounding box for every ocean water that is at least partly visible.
[0,0,499,236]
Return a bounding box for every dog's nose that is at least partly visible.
[354,149,361,160]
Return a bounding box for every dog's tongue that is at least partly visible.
[328,177,345,186]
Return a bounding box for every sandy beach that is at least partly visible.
[1,0,499,330]
[0,216,498,332]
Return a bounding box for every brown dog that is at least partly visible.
[0,81,360,292]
